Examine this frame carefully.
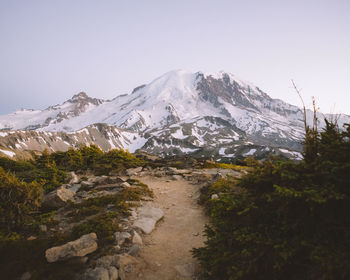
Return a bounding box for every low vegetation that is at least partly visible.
[193,120,350,279]
[0,145,150,279]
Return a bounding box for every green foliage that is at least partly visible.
[0,167,43,232]
[202,160,249,171]
[193,121,350,280]
[71,212,120,243]
[0,233,86,280]
[43,145,145,175]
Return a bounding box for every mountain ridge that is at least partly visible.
[0,70,349,159]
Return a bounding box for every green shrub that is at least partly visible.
[0,167,43,232]
[193,121,350,280]
[72,212,120,243]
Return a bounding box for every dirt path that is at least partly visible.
[130,175,208,280]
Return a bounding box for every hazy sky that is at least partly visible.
[0,0,349,115]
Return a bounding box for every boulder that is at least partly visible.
[138,205,164,221]
[126,167,143,176]
[133,218,156,234]
[133,206,164,234]
[42,185,75,209]
[45,233,98,262]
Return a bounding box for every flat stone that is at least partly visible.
[133,217,156,234]
[45,233,98,263]
[138,205,164,221]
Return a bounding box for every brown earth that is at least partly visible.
[128,175,208,280]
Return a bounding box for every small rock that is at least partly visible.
[128,244,140,256]
[27,236,37,240]
[108,266,119,280]
[108,176,125,184]
[81,181,95,189]
[45,233,98,263]
[69,171,80,184]
[172,175,183,180]
[211,194,219,200]
[126,167,143,176]
[121,182,131,188]
[112,245,121,253]
[83,267,109,280]
[114,232,131,245]
[131,230,142,245]
[96,255,120,268]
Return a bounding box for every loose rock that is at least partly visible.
[126,167,143,176]
[83,267,109,280]
[45,233,98,263]
[42,185,75,209]
[133,205,164,234]
[128,244,140,256]
[114,232,131,245]
[131,230,142,245]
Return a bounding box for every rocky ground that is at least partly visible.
[20,166,241,280]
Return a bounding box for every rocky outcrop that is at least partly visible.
[45,233,98,263]
[42,185,75,209]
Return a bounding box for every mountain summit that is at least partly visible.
[0,70,349,159]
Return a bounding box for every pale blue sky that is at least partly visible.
[0,0,349,115]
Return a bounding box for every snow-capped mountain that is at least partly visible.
[0,92,104,131]
[0,70,349,159]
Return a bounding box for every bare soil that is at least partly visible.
[128,175,208,280]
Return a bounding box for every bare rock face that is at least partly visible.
[42,185,75,209]
[45,233,98,263]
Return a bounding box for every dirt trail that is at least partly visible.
[130,175,208,280]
